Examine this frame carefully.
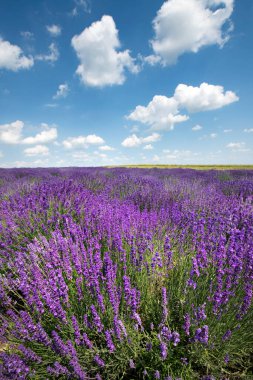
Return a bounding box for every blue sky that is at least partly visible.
[0,0,252,167]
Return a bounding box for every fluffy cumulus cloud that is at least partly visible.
[163,149,199,160]
[98,145,115,151]
[244,128,253,133]
[63,134,105,149]
[71,0,91,16]
[143,144,154,150]
[71,15,139,87]
[128,82,238,131]
[0,120,24,144]
[226,142,249,152]
[22,126,57,144]
[199,133,217,140]
[121,133,160,148]
[127,95,188,131]
[20,31,34,40]
[46,24,62,37]
[36,43,59,63]
[149,0,234,65]
[24,145,49,156]
[0,121,57,145]
[53,83,69,99]
[0,38,34,71]
[174,82,239,112]
[192,124,203,131]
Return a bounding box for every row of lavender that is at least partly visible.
[0,168,252,379]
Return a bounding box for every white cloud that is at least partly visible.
[127,95,188,130]
[2,159,53,168]
[72,0,91,16]
[174,83,238,112]
[22,126,57,144]
[149,0,234,65]
[94,151,107,159]
[20,31,34,40]
[63,134,105,149]
[153,154,160,162]
[143,54,161,66]
[226,142,249,152]
[24,145,49,156]
[36,43,59,63]
[121,133,160,148]
[0,38,34,71]
[163,149,200,160]
[130,125,140,133]
[71,15,139,87]
[0,120,24,144]
[0,121,57,145]
[143,144,154,150]
[72,151,90,160]
[223,129,232,133]
[244,128,253,133]
[53,83,69,99]
[192,124,203,131]
[45,103,58,108]
[199,133,217,140]
[127,83,238,131]
[99,145,115,151]
[121,134,141,148]
[46,25,61,37]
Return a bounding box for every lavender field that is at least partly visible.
[0,168,252,380]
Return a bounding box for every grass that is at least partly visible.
[108,165,253,170]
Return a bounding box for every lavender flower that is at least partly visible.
[94,355,105,367]
[160,342,167,360]
[222,330,232,341]
[105,330,115,353]
[195,325,209,344]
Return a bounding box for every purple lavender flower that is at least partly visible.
[72,315,81,345]
[161,287,168,322]
[18,344,41,363]
[160,342,167,360]
[146,342,152,351]
[195,303,207,321]
[224,353,230,364]
[181,357,188,365]
[0,353,30,378]
[183,313,191,336]
[195,325,209,344]
[172,331,180,346]
[222,330,232,341]
[83,332,93,349]
[47,361,70,376]
[90,304,104,332]
[105,330,115,353]
[161,326,172,342]
[94,355,105,367]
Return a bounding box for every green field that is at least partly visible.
[109,164,253,170]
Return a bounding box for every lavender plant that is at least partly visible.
[0,168,252,379]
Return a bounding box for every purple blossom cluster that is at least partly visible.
[0,167,252,379]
